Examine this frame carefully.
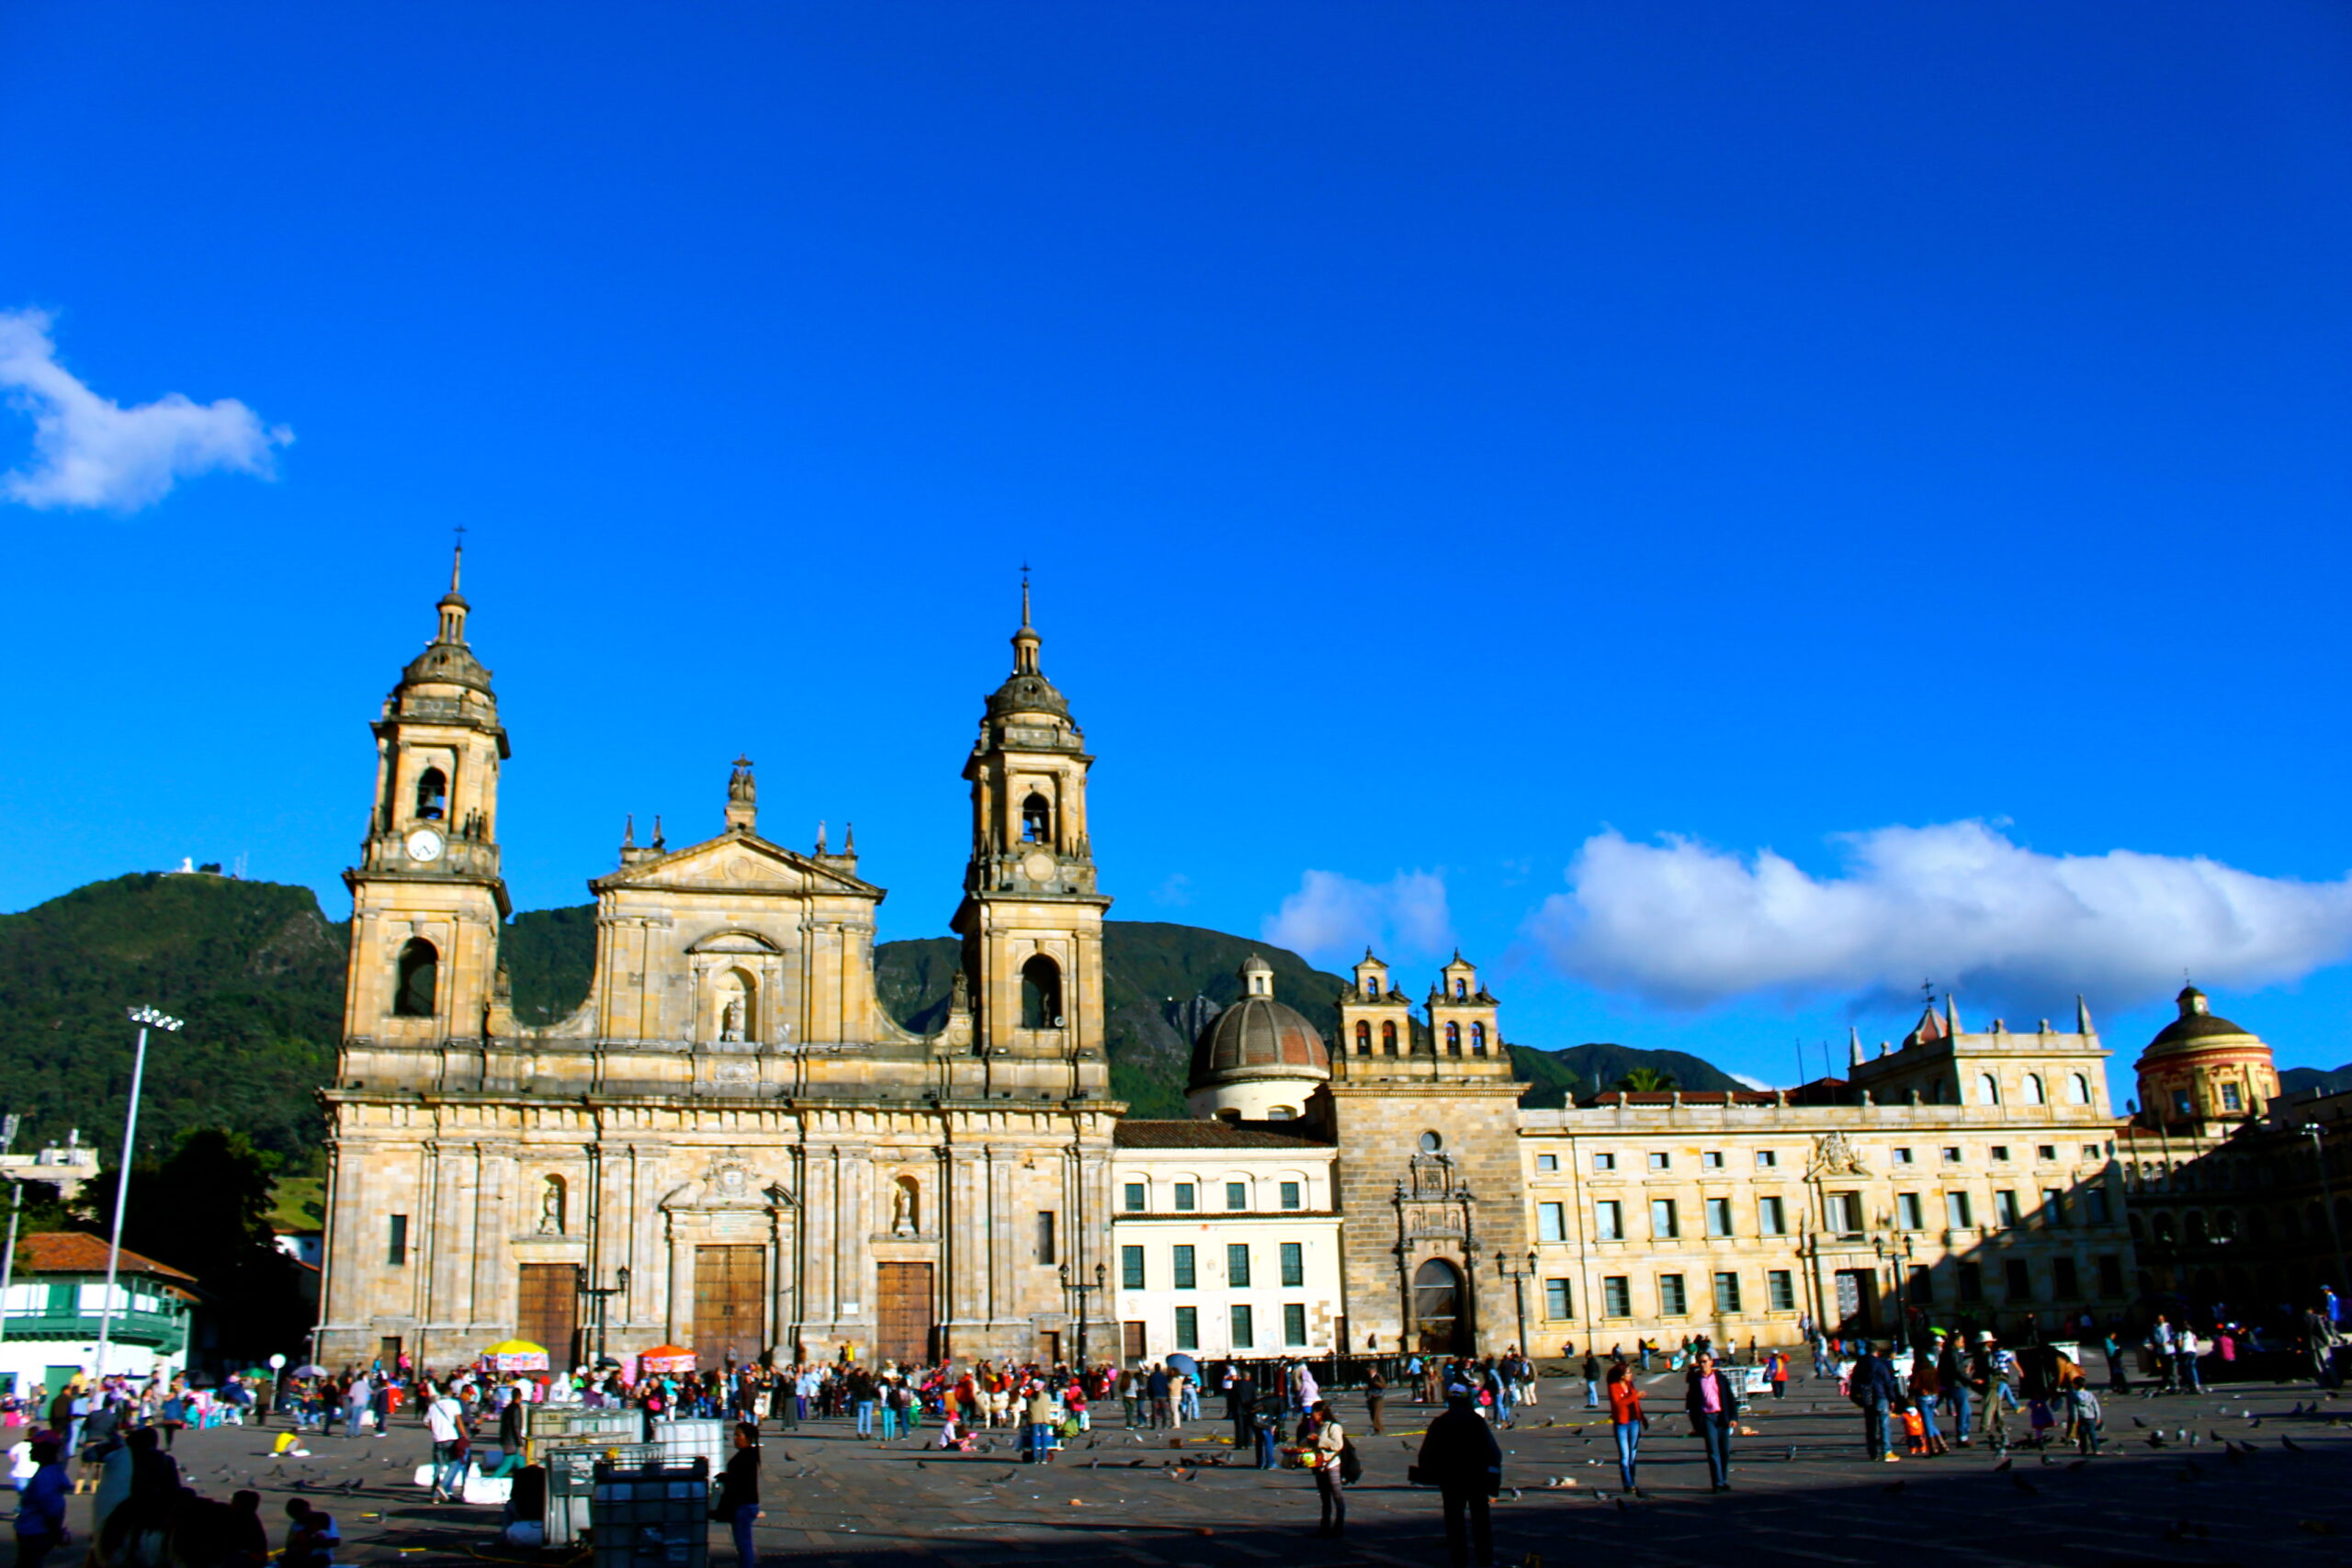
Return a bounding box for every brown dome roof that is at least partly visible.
[2144,985,2261,1055]
[1187,957,1330,1089]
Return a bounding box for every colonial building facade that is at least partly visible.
[323,561,2173,1371]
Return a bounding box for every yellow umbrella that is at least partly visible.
[484,1339,548,1356]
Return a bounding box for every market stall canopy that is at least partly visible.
[639,1344,696,1373]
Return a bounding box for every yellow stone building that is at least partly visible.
[320,560,2143,1371]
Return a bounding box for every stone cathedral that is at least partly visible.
[323,556,2160,1374]
[318,558,1123,1370]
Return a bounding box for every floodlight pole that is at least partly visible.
[96,1007,181,1381]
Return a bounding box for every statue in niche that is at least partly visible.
[720,995,746,1043]
[537,1175,565,1235]
[950,971,969,1011]
[892,1178,919,1236]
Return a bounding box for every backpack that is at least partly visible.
[1338,1438,1363,1485]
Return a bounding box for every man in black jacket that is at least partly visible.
[1682,1350,1741,1492]
[1225,1372,1259,1463]
[1416,1385,1501,1568]
[1850,1345,1903,1461]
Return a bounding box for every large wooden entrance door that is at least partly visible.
[876,1262,934,1367]
[694,1246,767,1368]
[1833,1269,1877,1336]
[516,1265,579,1368]
[1122,1322,1146,1363]
[1413,1258,1469,1355]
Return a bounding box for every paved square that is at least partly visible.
[97,1373,2352,1566]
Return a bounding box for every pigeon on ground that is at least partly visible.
[2281,1435,2306,1453]
[2131,1416,2145,1428]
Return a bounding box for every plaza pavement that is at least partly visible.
[99,1373,2352,1566]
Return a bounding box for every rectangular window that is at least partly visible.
[1958,1262,1983,1304]
[1036,1211,1057,1264]
[1603,1276,1632,1317]
[2172,1089,2194,1116]
[1226,1181,1248,1211]
[1767,1269,1795,1311]
[1544,1279,1572,1319]
[1713,1271,1741,1313]
[1705,1197,1733,1237]
[1756,1150,1778,1168]
[1172,1245,1196,1290]
[1894,1147,1915,1165]
[1991,1145,2011,1163]
[1908,1264,1934,1304]
[2086,1187,2111,1224]
[1947,1191,1974,1228]
[1758,1195,1786,1235]
[1827,1191,1862,1233]
[1227,1244,1251,1288]
[1593,1153,1616,1172]
[1994,1190,2020,1225]
[2004,1259,2031,1300]
[388,1213,409,1268]
[1121,1246,1145,1290]
[1173,1183,1196,1212]
[1173,1305,1198,1349]
[1650,1199,1679,1239]
[2041,1189,2064,1225]
[1595,1201,1623,1241]
[1280,1241,1304,1288]
[2053,1258,2080,1299]
[1279,1180,1302,1211]
[2096,1255,2123,1297]
[1537,1154,1558,1172]
[1658,1273,1688,1315]
[1283,1303,1306,1348]
[1703,1150,1724,1168]
[1942,1146,1962,1164]
[2221,1082,2242,1111]
[1538,1201,1567,1242]
[2036,1144,2057,1162]
[1897,1192,1924,1231]
[1229,1303,1254,1349]
[1123,1182,1147,1213]
[2084,1143,2103,1159]
[1647,1152,1670,1171]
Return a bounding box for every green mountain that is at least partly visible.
[1509,1042,1749,1109]
[2279,1064,2352,1100]
[0,873,347,1161]
[0,874,1753,1147]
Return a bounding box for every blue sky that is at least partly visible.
[5,3,2349,1098]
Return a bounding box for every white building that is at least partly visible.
[1109,956,1347,1362]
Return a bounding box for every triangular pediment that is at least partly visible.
[591,831,882,897]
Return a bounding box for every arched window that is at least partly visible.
[1444,1021,1462,1055]
[1453,978,1467,999]
[2153,1213,2176,1245]
[1020,954,1063,1029]
[1021,793,1052,844]
[393,937,438,1017]
[1469,1022,1487,1055]
[1354,1021,1372,1056]
[414,766,448,820]
[1363,976,1381,998]
[1381,1021,1398,1055]
[2024,1073,2046,1105]
[1976,1073,2000,1106]
[2065,1073,2090,1106]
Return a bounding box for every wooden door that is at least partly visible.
[1039,1329,1063,1366]
[1834,1269,1876,1335]
[1122,1321,1146,1363]
[516,1264,578,1368]
[876,1262,934,1367]
[695,1246,767,1367]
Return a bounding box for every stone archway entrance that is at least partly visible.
[1412,1258,1470,1355]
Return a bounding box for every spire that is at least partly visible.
[842,820,855,857]
[623,813,636,849]
[1944,992,1962,1036]
[1012,564,1042,676]
[2076,994,2095,1036]
[815,818,828,856]
[1848,1026,1865,1069]
[435,533,470,645]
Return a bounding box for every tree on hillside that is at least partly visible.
[1616,1066,1678,1092]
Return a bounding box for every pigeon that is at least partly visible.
[1613,1497,1628,1512]
[2291,1402,2305,1416]
[2281,1435,2306,1453]
[2131,1416,2146,1428]
[2146,1433,2168,1450]
[2209,1429,2227,1446]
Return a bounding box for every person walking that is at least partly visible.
[1145,1364,1172,1430]
[1306,1400,1346,1539]
[1023,1383,1056,1465]
[1582,1351,1602,1411]
[1850,1344,1901,1463]
[12,1438,66,1568]
[1364,1367,1387,1436]
[1417,1384,1500,1568]
[424,1385,469,1503]
[1604,1362,1646,1495]
[712,1423,761,1568]
[2177,1326,2204,1393]
[1225,1371,1259,1461]
[2066,1378,2102,1457]
[1684,1350,1740,1493]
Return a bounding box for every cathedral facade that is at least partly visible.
[320,560,2163,1372]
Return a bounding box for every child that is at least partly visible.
[1900,1405,1927,1455]
[2068,1380,2102,1456]
[2026,1396,2054,1449]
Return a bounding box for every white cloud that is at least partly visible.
[1526,820,2352,1012]
[1263,869,1454,963]
[1727,1071,1776,1091]
[0,309,291,512]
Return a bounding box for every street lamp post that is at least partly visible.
[1493,1248,1536,1356]
[2303,1123,2350,1303]
[1057,1261,1106,1369]
[578,1265,630,1369]
[97,1007,181,1381]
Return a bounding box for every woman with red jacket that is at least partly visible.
[1605,1362,1648,1496]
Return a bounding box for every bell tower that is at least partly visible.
[342,547,512,1044]
[951,579,1111,1073]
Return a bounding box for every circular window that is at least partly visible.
[1418,1131,1443,1152]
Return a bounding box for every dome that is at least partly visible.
[1187,957,1330,1089]
[2144,984,2259,1055]
[985,671,1070,720]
